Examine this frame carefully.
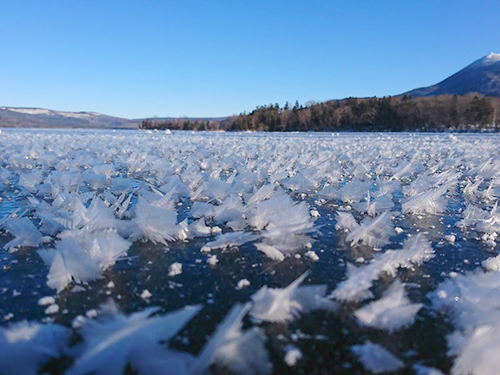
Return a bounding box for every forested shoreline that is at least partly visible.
[139,93,500,132]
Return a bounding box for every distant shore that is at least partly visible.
[140,94,500,133]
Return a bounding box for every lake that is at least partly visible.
[1,129,499,375]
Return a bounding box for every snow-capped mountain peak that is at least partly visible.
[486,52,500,62]
[470,52,500,69]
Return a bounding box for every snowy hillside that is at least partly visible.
[0,107,138,129]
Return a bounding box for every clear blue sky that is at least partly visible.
[1,1,499,119]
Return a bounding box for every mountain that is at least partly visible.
[404,53,500,97]
[0,107,138,129]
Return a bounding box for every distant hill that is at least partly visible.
[0,107,231,130]
[404,53,500,97]
[0,107,138,129]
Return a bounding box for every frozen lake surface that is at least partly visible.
[1,129,500,374]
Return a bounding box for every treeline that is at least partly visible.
[139,118,222,131]
[140,94,500,132]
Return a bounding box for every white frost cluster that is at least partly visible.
[250,272,337,322]
[351,341,404,374]
[344,210,394,248]
[331,234,434,302]
[67,304,201,375]
[354,279,422,332]
[430,270,500,375]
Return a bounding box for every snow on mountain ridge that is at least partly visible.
[486,52,500,63]
[0,107,104,119]
[0,106,138,128]
[469,52,500,69]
